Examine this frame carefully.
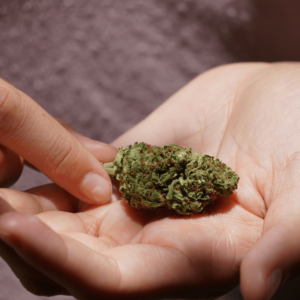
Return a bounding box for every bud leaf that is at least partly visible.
[103,142,239,215]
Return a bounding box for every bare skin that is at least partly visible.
[0,62,300,300]
[0,79,117,203]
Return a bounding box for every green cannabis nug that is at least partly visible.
[103,142,239,215]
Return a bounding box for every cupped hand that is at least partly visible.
[0,79,117,203]
[1,62,299,300]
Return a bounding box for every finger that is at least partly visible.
[0,239,69,296]
[0,195,15,214]
[0,212,198,299]
[36,211,87,235]
[0,79,115,204]
[0,196,67,296]
[0,186,97,238]
[36,199,152,246]
[0,184,77,214]
[25,128,118,170]
[55,118,118,163]
[241,187,300,300]
[0,145,23,187]
[0,212,120,299]
[0,209,69,296]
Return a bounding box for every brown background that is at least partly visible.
[1,0,300,299]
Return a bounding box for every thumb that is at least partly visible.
[240,188,300,300]
[0,79,116,205]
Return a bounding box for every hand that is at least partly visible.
[0,62,299,300]
[0,79,117,203]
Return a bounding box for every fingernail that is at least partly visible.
[265,269,282,300]
[80,173,111,204]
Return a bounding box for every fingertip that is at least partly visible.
[0,211,64,257]
[265,269,282,300]
[79,172,112,205]
[240,225,290,300]
[241,256,265,300]
[0,212,38,232]
[0,212,35,249]
[241,261,282,300]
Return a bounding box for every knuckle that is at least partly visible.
[44,137,80,177]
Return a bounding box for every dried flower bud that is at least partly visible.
[103,142,239,215]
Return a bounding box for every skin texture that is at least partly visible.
[0,79,117,203]
[0,62,300,299]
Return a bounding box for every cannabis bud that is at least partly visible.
[103,142,239,215]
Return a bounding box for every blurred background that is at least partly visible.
[1,0,300,299]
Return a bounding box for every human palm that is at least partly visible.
[1,62,299,300]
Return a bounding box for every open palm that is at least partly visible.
[1,63,299,300]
